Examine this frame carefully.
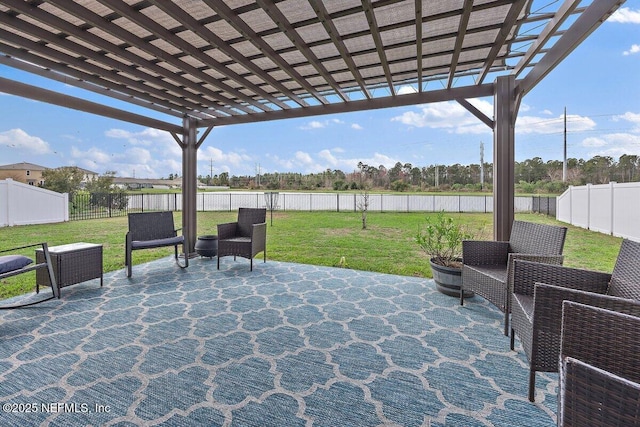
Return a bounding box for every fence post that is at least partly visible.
[337,193,339,212]
[610,182,616,236]
[586,184,591,230]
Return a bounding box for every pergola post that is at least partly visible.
[493,75,517,241]
[182,116,198,256]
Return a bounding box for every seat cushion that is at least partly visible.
[223,237,251,243]
[131,236,184,249]
[0,255,33,274]
[464,264,508,284]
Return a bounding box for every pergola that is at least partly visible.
[0,0,625,254]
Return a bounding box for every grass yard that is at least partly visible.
[1,211,622,300]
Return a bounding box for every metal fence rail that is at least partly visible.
[69,192,556,221]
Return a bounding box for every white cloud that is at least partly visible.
[199,145,252,169]
[516,114,596,135]
[263,149,400,175]
[613,112,640,132]
[299,118,351,130]
[609,7,640,24]
[105,127,175,149]
[294,151,314,164]
[583,132,640,158]
[318,149,338,166]
[71,127,214,177]
[397,85,418,95]
[70,146,112,164]
[300,120,326,130]
[0,128,52,155]
[582,137,607,147]
[351,123,363,130]
[391,100,493,134]
[623,44,640,56]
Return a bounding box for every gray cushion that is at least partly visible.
[131,235,184,249]
[0,255,33,274]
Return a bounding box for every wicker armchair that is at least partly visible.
[511,238,640,401]
[217,208,267,271]
[125,211,188,277]
[559,301,640,426]
[460,220,567,335]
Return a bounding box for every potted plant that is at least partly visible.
[416,212,474,298]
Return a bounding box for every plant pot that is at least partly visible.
[429,258,474,298]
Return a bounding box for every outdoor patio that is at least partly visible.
[1,257,557,426]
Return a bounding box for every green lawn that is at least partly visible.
[1,211,622,299]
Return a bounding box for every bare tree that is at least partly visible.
[357,188,370,230]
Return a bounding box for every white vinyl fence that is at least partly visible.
[126,192,535,213]
[557,182,640,242]
[0,179,69,227]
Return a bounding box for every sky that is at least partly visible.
[1,5,639,180]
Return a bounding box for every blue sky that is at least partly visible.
[1,5,639,179]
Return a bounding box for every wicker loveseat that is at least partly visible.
[460,220,567,335]
[559,301,640,426]
[510,238,640,401]
[125,211,188,277]
[217,208,266,271]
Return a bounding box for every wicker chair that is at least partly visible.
[559,301,640,426]
[511,238,640,401]
[125,211,188,277]
[460,221,567,335]
[217,208,267,271]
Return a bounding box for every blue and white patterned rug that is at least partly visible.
[0,257,557,426]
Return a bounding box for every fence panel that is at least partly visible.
[588,185,614,235]
[556,182,640,242]
[531,196,556,216]
[1,179,68,226]
[309,193,338,211]
[63,191,544,222]
[612,183,640,240]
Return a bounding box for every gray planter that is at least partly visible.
[430,258,474,298]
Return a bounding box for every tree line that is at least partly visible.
[38,154,640,196]
[200,154,639,194]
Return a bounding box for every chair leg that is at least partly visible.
[217,255,220,270]
[528,369,536,402]
[510,328,515,351]
[126,249,132,278]
[250,257,253,271]
[459,285,465,306]
[504,312,509,336]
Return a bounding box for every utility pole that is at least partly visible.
[210,158,213,185]
[563,107,567,182]
[480,141,485,190]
